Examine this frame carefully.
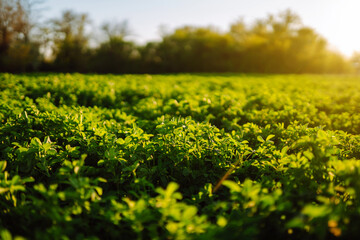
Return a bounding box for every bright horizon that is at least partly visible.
[42,0,360,57]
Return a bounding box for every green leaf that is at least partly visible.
[30,137,42,147]
[266,134,275,141]
[222,180,241,193]
[10,176,21,185]
[94,186,103,196]
[11,185,25,192]
[183,206,197,220]
[286,217,305,228]
[0,229,12,240]
[0,161,7,172]
[217,216,228,227]
[302,204,331,218]
[0,188,9,194]
[257,136,265,143]
[165,182,179,197]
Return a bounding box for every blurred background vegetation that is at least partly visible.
[1,0,359,74]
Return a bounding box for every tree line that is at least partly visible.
[0,0,358,74]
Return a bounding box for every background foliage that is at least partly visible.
[0,0,356,73]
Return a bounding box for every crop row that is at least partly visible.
[1,74,360,239]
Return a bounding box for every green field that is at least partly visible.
[2,73,360,239]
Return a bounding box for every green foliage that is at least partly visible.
[0,7,354,74]
[143,10,352,74]
[3,73,360,239]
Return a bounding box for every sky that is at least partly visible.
[41,0,360,57]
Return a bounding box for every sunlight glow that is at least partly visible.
[43,0,360,57]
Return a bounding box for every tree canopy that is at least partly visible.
[0,1,356,74]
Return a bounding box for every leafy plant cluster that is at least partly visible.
[2,73,360,239]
